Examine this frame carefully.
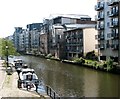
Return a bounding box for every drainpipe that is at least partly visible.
[118,1,120,66]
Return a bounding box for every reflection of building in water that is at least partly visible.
[98,73,119,97]
[83,69,99,97]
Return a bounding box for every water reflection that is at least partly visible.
[15,55,120,97]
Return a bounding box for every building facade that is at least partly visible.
[24,29,30,54]
[48,14,95,59]
[26,23,43,54]
[64,26,98,60]
[95,0,119,62]
[13,27,23,52]
[19,30,25,52]
[39,19,50,55]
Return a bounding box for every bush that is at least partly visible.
[106,58,113,71]
[85,50,98,61]
[73,57,85,64]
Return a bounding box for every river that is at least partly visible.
[13,55,120,97]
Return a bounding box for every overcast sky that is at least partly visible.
[0,0,97,38]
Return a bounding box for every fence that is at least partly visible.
[46,85,61,99]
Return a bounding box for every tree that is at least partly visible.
[0,38,17,57]
[85,50,98,61]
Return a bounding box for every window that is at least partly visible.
[107,22,109,27]
[107,33,111,38]
[100,56,106,61]
[116,29,118,34]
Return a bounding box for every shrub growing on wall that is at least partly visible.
[73,57,85,64]
[106,58,113,71]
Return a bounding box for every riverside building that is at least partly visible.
[95,0,119,62]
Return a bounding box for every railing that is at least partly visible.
[46,85,61,99]
[108,0,119,6]
[110,21,118,28]
[18,79,61,99]
[95,3,104,11]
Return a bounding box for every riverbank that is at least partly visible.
[61,60,120,74]
[0,59,50,98]
[29,54,120,75]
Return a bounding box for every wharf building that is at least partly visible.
[95,0,119,62]
[13,27,23,52]
[13,14,97,60]
[64,24,97,60]
[40,19,50,55]
[45,14,97,59]
[27,23,43,54]
[13,23,43,54]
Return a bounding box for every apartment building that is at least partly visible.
[40,19,50,55]
[27,23,43,54]
[64,25,97,60]
[24,29,30,54]
[48,14,95,59]
[95,0,119,62]
[40,33,48,55]
[18,29,30,53]
[13,27,23,52]
[19,30,25,52]
[29,29,40,54]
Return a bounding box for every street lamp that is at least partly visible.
[6,45,9,68]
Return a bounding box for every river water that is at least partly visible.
[13,55,120,97]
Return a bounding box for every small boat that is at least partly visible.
[14,59,23,69]
[18,68,39,91]
[16,63,28,75]
[19,68,38,81]
[14,59,23,63]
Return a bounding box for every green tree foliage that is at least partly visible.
[0,38,17,57]
[106,58,113,71]
[85,50,98,61]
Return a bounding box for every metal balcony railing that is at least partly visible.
[111,33,119,39]
[97,24,104,30]
[110,21,118,28]
[109,10,118,17]
[98,44,105,50]
[108,0,119,6]
[95,15,104,21]
[111,44,119,50]
[95,3,104,11]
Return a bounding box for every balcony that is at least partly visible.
[95,3,104,11]
[99,44,105,50]
[111,44,119,50]
[110,21,119,28]
[97,24,104,30]
[95,15,104,21]
[108,0,119,6]
[111,33,119,39]
[95,34,104,40]
[109,10,118,17]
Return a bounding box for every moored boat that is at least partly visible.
[18,68,39,91]
[14,59,23,69]
[19,68,38,81]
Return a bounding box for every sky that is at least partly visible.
[0,0,97,38]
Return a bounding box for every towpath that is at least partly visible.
[0,59,50,98]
